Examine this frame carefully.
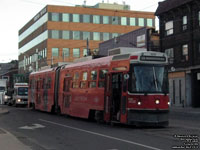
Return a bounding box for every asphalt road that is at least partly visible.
[0,106,199,150]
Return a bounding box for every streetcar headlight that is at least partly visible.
[4,95,8,99]
[137,101,142,106]
[168,102,170,105]
[17,99,21,102]
[155,100,160,105]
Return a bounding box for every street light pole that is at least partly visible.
[36,49,38,71]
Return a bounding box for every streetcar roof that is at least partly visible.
[63,56,113,69]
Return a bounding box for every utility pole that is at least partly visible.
[36,49,38,71]
[87,38,90,56]
[63,51,65,62]
[24,55,26,71]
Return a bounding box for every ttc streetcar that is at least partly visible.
[29,51,169,126]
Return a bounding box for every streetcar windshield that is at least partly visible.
[129,64,168,93]
[18,87,28,96]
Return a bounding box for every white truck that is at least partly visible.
[12,83,28,106]
[0,79,7,104]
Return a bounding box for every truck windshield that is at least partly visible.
[129,64,168,93]
[18,87,28,96]
[0,87,5,92]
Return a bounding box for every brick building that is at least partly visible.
[18,3,155,73]
[155,0,200,107]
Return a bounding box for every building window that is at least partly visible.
[138,18,144,26]
[93,15,100,24]
[112,33,119,38]
[83,32,90,40]
[121,17,127,26]
[73,48,80,57]
[73,31,80,40]
[165,21,173,36]
[112,16,119,25]
[73,14,80,22]
[51,13,59,21]
[62,31,70,39]
[147,19,153,27]
[130,17,136,26]
[103,33,109,41]
[62,13,69,22]
[182,16,187,30]
[83,48,88,56]
[182,44,188,61]
[165,48,174,64]
[93,32,100,41]
[52,48,59,57]
[103,16,109,24]
[63,48,69,57]
[52,30,59,39]
[83,14,90,23]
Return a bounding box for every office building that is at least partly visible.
[18,3,155,73]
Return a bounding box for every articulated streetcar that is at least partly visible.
[29,51,169,126]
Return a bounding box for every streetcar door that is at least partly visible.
[62,76,72,114]
[104,73,123,122]
[104,73,111,122]
[111,73,123,121]
[120,72,129,123]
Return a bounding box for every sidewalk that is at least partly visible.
[0,107,32,150]
[169,106,200,117]
[0,107,9,116]
[0,128,32,150]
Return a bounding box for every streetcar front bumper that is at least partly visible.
[127,109,169,126]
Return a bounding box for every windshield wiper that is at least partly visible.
[153,67,158,91]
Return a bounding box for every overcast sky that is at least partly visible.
[0,0,163,63]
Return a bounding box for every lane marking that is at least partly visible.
[39,119,161,150]
[19,123,45,130]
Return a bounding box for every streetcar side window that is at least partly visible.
[98,69,108,88]
[35,80,37,89]
[30,79,35,89]
[42,78,45,89]
[80,71,88,88]
[44,78,48,89]
[40,78,42,89]
[37,79,40,90]
[89,70,97,88]
[72,72,79,88]
[47,77,51,89]
[63,78,70,92]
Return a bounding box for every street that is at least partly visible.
[0,105,199,150]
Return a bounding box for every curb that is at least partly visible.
[0,109,9,116]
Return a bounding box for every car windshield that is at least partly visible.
[0,87,5,92]
[129,64,168,93]
[18,87,28,96]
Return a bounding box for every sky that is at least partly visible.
[0,0,164,63]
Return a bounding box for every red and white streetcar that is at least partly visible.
[29,50,169,126]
